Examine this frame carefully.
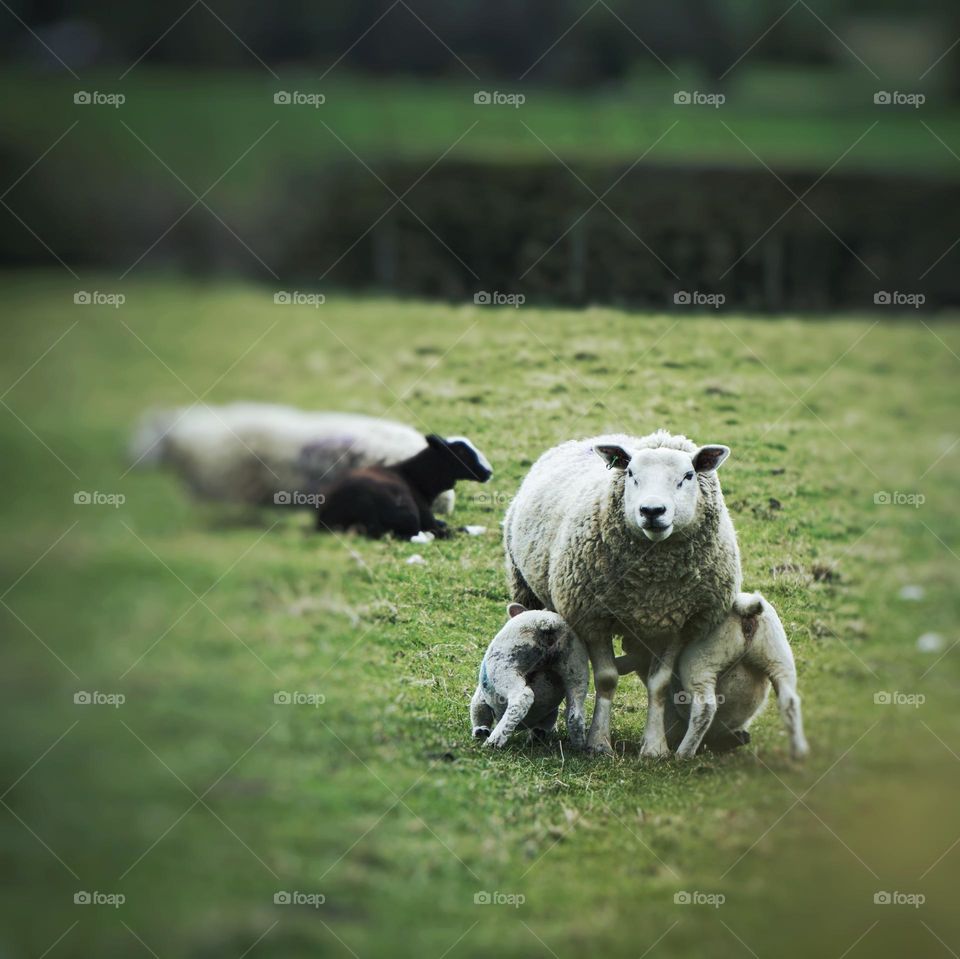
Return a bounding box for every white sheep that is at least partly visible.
[130,402,491,514]
[470,603,590,749]
[504,429,741,758]
[618,592,809,760]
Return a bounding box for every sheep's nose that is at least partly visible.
[640,504,667,519]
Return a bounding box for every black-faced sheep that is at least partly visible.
[129,403,491,515]
[504,429,741,759]
[315,434,492,539]
[470,603,589,749]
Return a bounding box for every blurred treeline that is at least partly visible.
[6,0,960,90]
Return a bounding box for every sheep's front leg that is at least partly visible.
[640,639,682,759]
[586,639,618,756]
[484,686,535,749]
[564,675,589,751]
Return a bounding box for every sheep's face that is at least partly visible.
[426,434,493,482]
[594,442,730,542]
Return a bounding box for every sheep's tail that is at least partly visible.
[733,591,764,618]
[128,407,176,468]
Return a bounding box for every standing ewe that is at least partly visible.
[618,592,809,760]
[315,435,492,538]
[129,402,489,514]
[470,603,589,749]
[504,429,741,758]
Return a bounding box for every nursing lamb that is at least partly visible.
[618,592,809,760]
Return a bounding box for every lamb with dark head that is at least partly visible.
[315,434,493,538]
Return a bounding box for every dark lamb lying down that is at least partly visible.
[315,434,493,539]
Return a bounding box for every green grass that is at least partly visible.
[2,271,960,957]
[3,66,960,206]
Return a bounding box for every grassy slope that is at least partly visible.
[1,272,959,957]
[2,67,960,199]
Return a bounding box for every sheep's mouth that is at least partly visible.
[640,522,673,542]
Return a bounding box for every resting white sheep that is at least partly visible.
[470,603,589,749]
[504,429,741,758]
[130,403,490,514]
[618,592,809,760]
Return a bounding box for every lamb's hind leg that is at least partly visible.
[484,686,535,749]
[675,674,720,759]
[640,639,683,759]
[764,640,808,760]
[744,598,809,760]
[470,687,494,740]
[774,678,808,761]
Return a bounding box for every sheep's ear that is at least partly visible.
[507,602,526,618]
[693,445,730,473]
[594,445,632,471]
[425,434,446,450]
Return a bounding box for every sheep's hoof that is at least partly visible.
[587,740,614,757]
[483,734,509,749]
[639,741,671,760]
[472,726,491,741]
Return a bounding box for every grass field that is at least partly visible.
[2,271,960,958]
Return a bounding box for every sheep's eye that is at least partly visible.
[677,470,695,488]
